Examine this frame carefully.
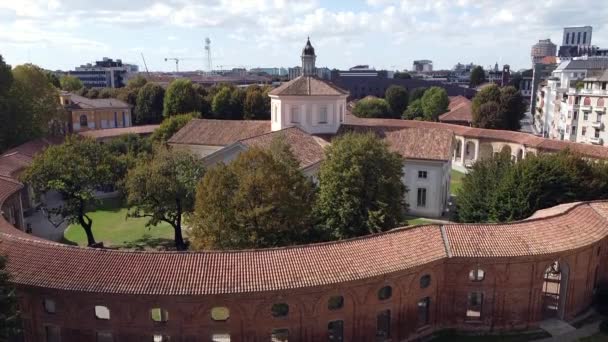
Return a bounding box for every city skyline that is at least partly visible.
[1,0,608,72]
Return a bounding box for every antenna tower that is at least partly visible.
[204,38,212,71]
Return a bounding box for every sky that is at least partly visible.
[1,0,608,73]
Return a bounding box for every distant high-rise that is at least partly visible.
[413,60,433,72]
[531,39,557,65]
[70,57,138,88]
[562,26,592,47]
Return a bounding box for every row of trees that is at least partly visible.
[471,84,526,130]
[455,150,608,223]
[352,85,449,122]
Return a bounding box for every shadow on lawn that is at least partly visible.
[119,234,176,251]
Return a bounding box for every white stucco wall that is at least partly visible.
[269,95,347,134]
[403,159,450,218]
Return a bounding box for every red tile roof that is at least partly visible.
[78,125,160,140]
[168,119,271,146]
[269,76,348,96]
[66,93,130,109]
[439,96,473,125]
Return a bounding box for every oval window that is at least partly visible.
[211,307,230,321]
[378,286,392,300]
[420,275,431,288]
[271,303,289,317]
[328,296,344,310]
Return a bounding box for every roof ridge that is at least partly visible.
[440,225,452,258]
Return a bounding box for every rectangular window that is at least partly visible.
[565,32,570,44]
[319,106,328,124]
[114,112,118,127]
[418,170,427,179]
[602,82,607,90]
[566,125,569,134]
[577,32,581,44]
[417,297,430,328]
[271,328,289,342]
[96,331,113,342]
[584,31,587,44]
[339,105,344,123]
[328,320,344,341]
[573,111,578,120]
[291,106,300,123]
[466,292,483,320]
[376,309,391,340]
[212,333,231,342]
[582,127,587,136]
[584,111,589,120]
[575,97,581,105]
[595,128,601,138]
[417,188,427,207]
[572,126,577,135]
[121,112,126,127]
[153,335,170,342]
[45,325,61,342]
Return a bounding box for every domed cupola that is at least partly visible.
[301,37,317,76]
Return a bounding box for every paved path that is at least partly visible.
[537,320,601,341]
[24,191,68,242]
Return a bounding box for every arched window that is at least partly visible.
[328,295,344,310]
[150,308,169,323]
[80,114,88,127]
[378,286,392,300]
[95,305,110,320]
[271,303,289,317]
[211,307,230,321]
[584,97,591,106]
[469,268,485,281]
[420,275,431,289]
[598,98,605,107]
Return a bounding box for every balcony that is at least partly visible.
[591,121,604,129]
[590,136,604,145]
[577,88,608,96]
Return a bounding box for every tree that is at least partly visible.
[211,87,232,119]
[0,255,20,340]
[243,86,268,120]
[314,132,406,239]
[152,113,196,143]
[385,85,408,118]
[135,83,165,124]
[98,87,118,99]
[229,87,246,119]
[125,147,204,250]
[23,137,115,246]
[59,75,83,91]
[420,86,449,121]
[352,97,391,118]
[46,71,60,88]
[472,84,526,130]
[190,138,315,250]
[470,66,486,87]
[409,87,427,103]
[394,72,412,79]
[0,55,12,95]
[126,75,147,89]
[105,134,153,187]
[402,99,424,120]
[163,79,200,117]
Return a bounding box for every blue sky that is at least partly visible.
[1,0,608,72]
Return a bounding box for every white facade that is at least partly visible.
[403,160,451,217]
[269,95,347,135]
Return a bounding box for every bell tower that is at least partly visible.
[301,37,316,76]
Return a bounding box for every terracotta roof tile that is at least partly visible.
[0,177,22,203]
[168,119,271,146]
[439,96,473,124]
[78,125,160,140]
[66,93,130,109]
[269,76,348,96]
[0,153,32,178]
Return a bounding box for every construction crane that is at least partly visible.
[165,58,181,72]
[140,53,150,74]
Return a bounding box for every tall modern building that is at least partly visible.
[413,60,433,72]
[559,26,594,59]
[531,39,557,65]
[69,58,138,88]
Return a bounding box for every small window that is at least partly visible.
[376,309,391,339]
[151,308,169,323]
[417,188,427,207]
[95,306,110,320]
[328,296,344,311]
[45,325,61,342]
[466,292,483,320]
[319,106,328,124]
[328,320,344,341]
[582,127,587,136]
[291,106,300,123]
[96,331,113,342]
[44,299,56,314]
[469,268,485,281]
[417,297,430,327]
[378,286,392,300]
[418,170,427,179]
[273,105,278,123]
[153,335,170,342]
[339,105,344,123]
[420,275,431,289]
[271,303,289,317]
[211,333,231,342]
[271,328,289,342]
[80,114,88,127]
[211,307,230,321]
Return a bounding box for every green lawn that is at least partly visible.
[403,216,433,226]
[63,198,175,250]
[450,169,466,195]
[580,333,608,342]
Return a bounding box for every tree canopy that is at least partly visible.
[470,66,486,87]
[420,86,449,121]
[314,132,406,239]
[152,113,196,143]
[472,84,526,130]
[163,79,200,117]
[385,85,408,118]
[402,99,424,120]
[23,137,115,246]
[125,146,205,250]
[352,97,391,118]
[243,85,270,120]
[59,75,83,91]
[135,82,165,124]
[0,255,20,340]
[409,87,427,103]
[190,137,315,250]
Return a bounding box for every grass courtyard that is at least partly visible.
[450,169,466,196]
[63,198,175,250]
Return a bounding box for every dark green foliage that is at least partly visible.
[105,134,153,188]
[211,87,232,119]
[470,66,486,87]
[163,79,200,117]
[456,151,608,223]
[420,86,449,121]
[472,84,526,130]
[0,255,20,339]
[59,75,83,91]
[402,99,424,120]
[352,97,391,118]
[409,87,427,103]
[314,132,406,239]
[152,113,196,143]
[46,71,60,88]
[243,85,270,120]
[385,85,408,118]
[135,83,165,124]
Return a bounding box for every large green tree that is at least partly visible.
[470,66,486,87]
[59,75,83,91]
[46,71,60,88]
[385,85,408,118]
[402,99,424,120]
[314,132,406,239]
[211,87,233,119]
[0,255,20,340]
[23,137,115,246]
[190,138,315,250]
[420,86,449,121]
[243,86,269,120]
[163,79,200,117]
[352,97,391,118]
[472,84,526,130]
[152,113,196,143]
[393,72,412,79]
[135,82,165,124]
[125,147,204,250]
[409,87,427,103]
